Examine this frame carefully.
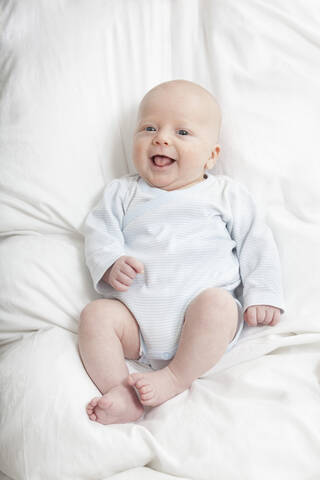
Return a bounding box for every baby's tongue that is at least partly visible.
[153,155,173,166]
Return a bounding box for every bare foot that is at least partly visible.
[127,367,188,407]
[86,384,144,425]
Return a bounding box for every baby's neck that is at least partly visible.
[148,174,208,192]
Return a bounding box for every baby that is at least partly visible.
[79,79,285,425]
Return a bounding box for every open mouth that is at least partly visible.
[151,155,176,168]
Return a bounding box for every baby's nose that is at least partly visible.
[152,131,170,146]
[154,138,169,146]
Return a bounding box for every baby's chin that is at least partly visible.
[139,173,177,190]
[144,175,204,191]
[145,179,176,191]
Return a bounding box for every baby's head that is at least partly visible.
[133,79,221,191]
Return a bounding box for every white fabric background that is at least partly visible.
[0,1,320,479]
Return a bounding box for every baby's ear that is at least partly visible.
[206,144,221,169]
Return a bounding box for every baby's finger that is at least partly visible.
[244,308,257,326]
[115,271,133,286]
[256,307,266,324]
[262,308,274,325]
[111,279,129,292]
[125,256,144,274]
[270,309,281,326]
[120,262,137,279]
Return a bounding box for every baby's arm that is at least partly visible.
[83,179,142,295]
[102,255,144,292]
[225,179,285,324]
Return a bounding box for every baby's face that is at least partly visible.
[133,82,221,191]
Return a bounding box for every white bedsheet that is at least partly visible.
[1,1,320,479]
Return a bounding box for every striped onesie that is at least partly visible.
[83,173,285,367]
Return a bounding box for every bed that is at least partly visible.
[1,1,320,479]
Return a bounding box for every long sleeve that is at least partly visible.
[83,179,127,295]
[224,180,285,313]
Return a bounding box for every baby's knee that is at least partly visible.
[80,299,105,320]
[186,288,238,333]
[79,299,120,334]
[194,287,233,311]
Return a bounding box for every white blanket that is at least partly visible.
[1,1,320,479]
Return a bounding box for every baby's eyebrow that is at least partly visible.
[137,119,156,127]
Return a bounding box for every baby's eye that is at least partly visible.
[145,126,156,132]
[177,129,189,136]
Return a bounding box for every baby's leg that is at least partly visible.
[78,299,144,424]
[128,288,238,406]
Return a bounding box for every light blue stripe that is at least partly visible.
[123,191,181,230]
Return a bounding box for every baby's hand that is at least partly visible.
[102,255,144,291]
[244,305,281,327]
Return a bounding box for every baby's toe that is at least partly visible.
[86,397,100,415]
[135,378,148,389]
[140,385,152,395]
[141,391,154,400]
[140,392,155,405]
[86,405,93,415]
[86,403,97,421]
[128,373,143,386]
[88,397,99,408]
